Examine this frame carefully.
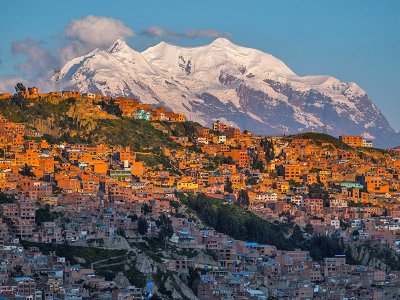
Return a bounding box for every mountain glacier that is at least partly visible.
[58,38,399,148]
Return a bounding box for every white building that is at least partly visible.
[218,135,227,144]
[82,92,96,100]
[289,195,303,206]
[362,140,373,148]
[255,193,278,202]
[331,218,340,229]
[197,137,209,145]
[330,198,348,208]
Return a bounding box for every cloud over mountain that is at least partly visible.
[61,15,135,61]
[141,26,231,40]
[12,38,57,74]
[10,16,134,81]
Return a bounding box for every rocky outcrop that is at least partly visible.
[165,274,198,300]
[133,252,198,299]
[347,241,400,272]
[114,272,131,289]
[31,117,61,136]
[102,237,131,250]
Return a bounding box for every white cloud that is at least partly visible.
[141,26,170,38]
[63,15,134,59]
[141,26,231,39]
[362,132,376,140]
[60,15,134,63]
[183,29,231,38]
[12,16,134,76]
[11,38,57,74]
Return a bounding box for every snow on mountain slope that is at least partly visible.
[58,38,399,148]
[59,40,207,120]
[143,38,296,79]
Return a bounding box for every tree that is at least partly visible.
[279,211,294,226]
[304,223,314,235]
[260,138,275,163]
[14,83,27,107]
[20,164,34,177]
[142,203,151,215]
[128,214,138,221]
[183,193,347,261]
[187,267,200,295]
[11,265,24,277]
[137,217,148,235]
[15,82,26,94]
[224,177,233,193]
[103,98,122,117]
[246,176,257,186]
[291,225,305,248]
[252,157,264,172]
[35,204,59,225]
[308,183,330,200]
[169,200,180,211]
[156,214,174,240]
[237,189,250,207]
[244,170,257,185]
[0,193,14,204]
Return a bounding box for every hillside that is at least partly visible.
[0,96,185,151]
[284,132,389,162]
[20,239,201,299]
[180,193,344,261]
[0,96,208,171]
[181,193,400,271]
[285,132,352,149]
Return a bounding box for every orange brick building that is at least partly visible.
[339,136,362,147]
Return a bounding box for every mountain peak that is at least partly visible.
[107,39,131,53]
[209,37,234,47]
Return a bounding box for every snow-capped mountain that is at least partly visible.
[58,38,399,148]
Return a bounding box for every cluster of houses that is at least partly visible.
[2,90,400,298]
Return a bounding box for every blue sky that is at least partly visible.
[1,0,399,129]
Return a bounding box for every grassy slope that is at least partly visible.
[288,132,389,156]
[0,97,71,123]
[180,193,345,261]
[0,97,187,163]
[91,118,180,151]
[20,240,126,267]
[182,193,400,271]
[286,132,351,149]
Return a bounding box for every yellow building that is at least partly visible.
[177,181,199,191]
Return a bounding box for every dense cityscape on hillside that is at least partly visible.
[1,2,400,299]
[0,87,400,299]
